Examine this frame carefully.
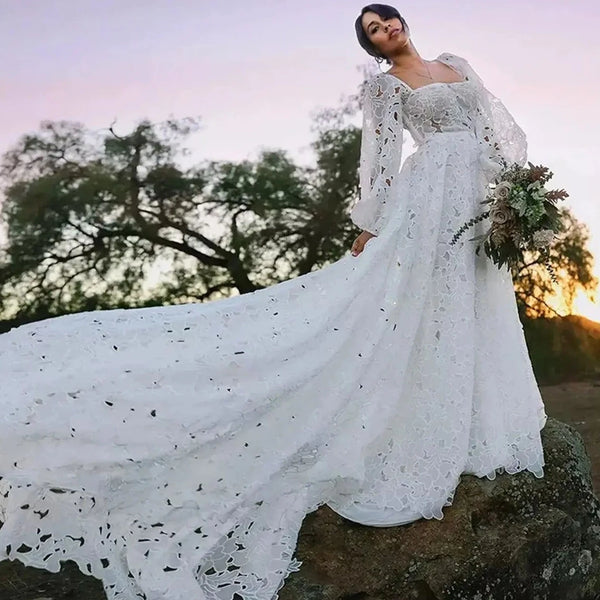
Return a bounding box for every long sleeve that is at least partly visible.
[350,74,404,236]
[440,53,528,184]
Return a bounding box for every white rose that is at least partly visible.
[490,204,512,225]
[494,181,513,201]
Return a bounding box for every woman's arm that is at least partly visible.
[441,53,528,178]
[350,73,405,244]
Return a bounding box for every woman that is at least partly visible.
[0,4,547,600]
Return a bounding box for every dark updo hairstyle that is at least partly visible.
[355,4,409,65]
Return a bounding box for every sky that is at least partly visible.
[1,0,599,319]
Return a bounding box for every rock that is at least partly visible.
[0,558,105,600]
[1,418,598,599]
[280,417,600,600]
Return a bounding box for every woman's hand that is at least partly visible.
[351,230,376,257]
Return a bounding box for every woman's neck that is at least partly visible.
[388,44,427,71]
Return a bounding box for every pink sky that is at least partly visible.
[2,0,599,318]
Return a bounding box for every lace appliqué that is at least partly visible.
[350,75,404,236]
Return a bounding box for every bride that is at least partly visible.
[0,4,548,600]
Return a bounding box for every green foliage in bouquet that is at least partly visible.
[450,161,569,281]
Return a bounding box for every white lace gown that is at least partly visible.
[0,52,547,600]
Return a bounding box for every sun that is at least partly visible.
[572,291,600,323]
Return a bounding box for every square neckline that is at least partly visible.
[383,54,467,94]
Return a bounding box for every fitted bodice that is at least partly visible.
[381,76,480,145]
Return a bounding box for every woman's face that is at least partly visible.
[361,11,409,60]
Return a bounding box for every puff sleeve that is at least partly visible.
[350,74,404,236]
[440,53,528,184]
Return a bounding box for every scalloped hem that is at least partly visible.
[326,459,545,528]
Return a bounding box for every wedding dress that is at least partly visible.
[0,52,548,600]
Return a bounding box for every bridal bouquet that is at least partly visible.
[450,161,569,281]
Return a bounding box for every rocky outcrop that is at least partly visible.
[1,417,599,599]
[281,417,600,600]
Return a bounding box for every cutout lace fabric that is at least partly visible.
[350,52,527,235]
[0,52,547,600]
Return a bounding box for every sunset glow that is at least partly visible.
[573,291,600,322]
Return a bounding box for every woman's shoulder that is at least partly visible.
[365,70,391,85]
[436,51,468,66]
[436,52,476,81]
[363,71,400,98]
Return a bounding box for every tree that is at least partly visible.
[512,208,598,318]
[0,107,362,326]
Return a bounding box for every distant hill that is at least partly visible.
[523,314,600,384]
